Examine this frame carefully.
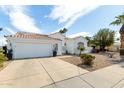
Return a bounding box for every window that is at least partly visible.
[78,42,84,47]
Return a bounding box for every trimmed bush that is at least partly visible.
[0,49,7,67]
[80,54,95,66]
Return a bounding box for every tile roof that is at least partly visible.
[5,32,61,41]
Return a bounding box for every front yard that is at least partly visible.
[59,52,120,71]
[0,52,120,72]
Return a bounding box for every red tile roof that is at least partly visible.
[5,32,61,41]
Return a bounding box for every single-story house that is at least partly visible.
[5,32,62,59]
[5,31,89,59]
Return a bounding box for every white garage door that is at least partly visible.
[14,43,53,59]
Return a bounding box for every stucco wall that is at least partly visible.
[66,37,89,55]
[66,39,74,54]
[49,33,65,46]
[49,33,66,54]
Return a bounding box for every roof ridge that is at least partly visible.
[5,31,61,41]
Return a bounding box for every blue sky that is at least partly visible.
[0,5,124,45]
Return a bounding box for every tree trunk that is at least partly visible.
[100,45,105,52]
[119,24,124,61]
[120,24,124,49]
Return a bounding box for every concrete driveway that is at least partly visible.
[1,57,124,88]
[0,57,88,88]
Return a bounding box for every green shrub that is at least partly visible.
[80,54,95,66]
[0,49,7,67]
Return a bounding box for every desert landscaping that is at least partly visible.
[59,52,120,71]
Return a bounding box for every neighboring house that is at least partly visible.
[5,31,89,59]
[108,41,120,52]
[5,32,62,59]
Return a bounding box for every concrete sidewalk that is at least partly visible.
[79,62,124,88]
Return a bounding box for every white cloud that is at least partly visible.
[67,32,90,38]
[48,5,98,29]
[0,6,41,34]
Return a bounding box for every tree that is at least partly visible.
[85,36,92,46]
[110,13,124,51]
[110,13,124,27]
[77,46,85,55]
[59,28,68,34]
[93,28,115,51]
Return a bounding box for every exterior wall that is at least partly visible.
[49,33,66,54]
[73,37,88,55]
[66,39,75,54]
[6,37,62,59]
[6,38,16,58]
[49,33,65,46]
[66,37,89,55]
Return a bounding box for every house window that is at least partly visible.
[78,42,84,47]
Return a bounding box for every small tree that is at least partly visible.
[77,46,85,55]
[59,28,68,34]
[93,28,115,51]
[0,49,7,67]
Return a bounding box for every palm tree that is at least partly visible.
[110,13,124,27]
[110,13,124,51]
[93,28,115,51]
[59,28,68,34]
